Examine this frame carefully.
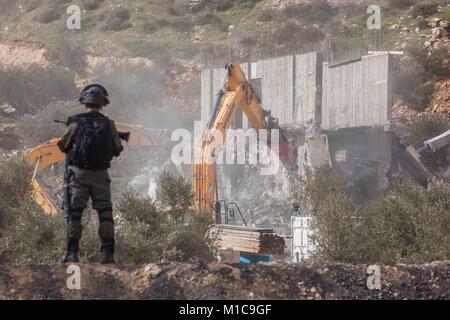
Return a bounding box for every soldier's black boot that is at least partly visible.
[100,244,115,264]
[62,239,79,263]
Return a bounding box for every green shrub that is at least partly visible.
[0,159,217,264]
[424,45,450,78]
[0,64,77,110]
[167,1,192,16]
[394,76,434,112]
[114,172,216,264]
[125,38,172,58]
[195,12,223,26]
[273,23,324,48]
[81,0,103,10]
[156,171,194,221]
[405,41,450,79]
[294,167,450,265]
[100,7,131,31]
[115,219,164,263]
[337,3,368,24]
[194,11,230,31]
[393,40,448,111]
[0,204,66,264]
[363,180,450,264]
[385,0,416,10]
[22,0,42,12]
[137,18,171,33]
[170,18,194,32]
[117,189,161,228]
[33,7,61,24]
[0,156,32,231]
[259,8,277,21]
[189,1,206,13]
[216,0,233,11]
[237,0,261,9]
[410,1,439,17]
[415,16,429,29]
[310,192,365,263]
[282,0,336,24]
[166,212,217,262]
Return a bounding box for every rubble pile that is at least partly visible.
[0,261,448,299]
[217,164,295,235]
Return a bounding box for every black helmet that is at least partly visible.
[79,84,110,107]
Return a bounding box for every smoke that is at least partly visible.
[80,56,201,196]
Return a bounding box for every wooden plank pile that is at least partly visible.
[212,224,285,255]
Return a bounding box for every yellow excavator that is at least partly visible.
[25,122,167,215]
[192,63,296,221]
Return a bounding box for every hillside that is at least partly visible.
[0,1,448,122]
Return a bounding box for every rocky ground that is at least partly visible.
[0,261,448,300]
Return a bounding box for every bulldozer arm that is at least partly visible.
[193,63,296,209]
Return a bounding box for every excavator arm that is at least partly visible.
[193,63,295,209]
[25,122,167,215]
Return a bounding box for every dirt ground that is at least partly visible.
[0,261,448,300]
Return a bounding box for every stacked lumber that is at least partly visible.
[212,224,285,255]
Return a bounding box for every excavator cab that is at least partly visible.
[213,200,247,226]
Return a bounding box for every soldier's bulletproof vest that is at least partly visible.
[70,115,114,170]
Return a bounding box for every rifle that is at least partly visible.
[54,119,130,141]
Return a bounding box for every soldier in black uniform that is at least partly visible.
[58,84,123,264]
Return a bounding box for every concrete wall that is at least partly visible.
[200,52,321,128]
[200,52,391,131]
[294,53,321,126]
[253,52,321,127]
[321,52,392,130]
[260,55,294,126]
[200,68,212,129]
